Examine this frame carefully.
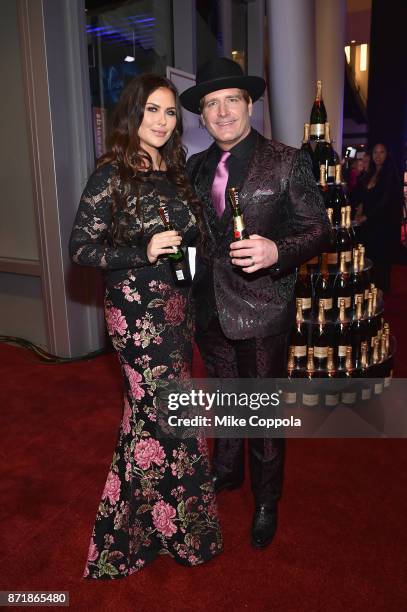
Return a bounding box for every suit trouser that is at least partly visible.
[196,317,288,507]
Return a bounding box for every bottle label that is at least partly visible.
[362,387,372,400]
[327,252,338,265]
[234,216,246,239]
[342,391,357,404]
[345,250,352,263]
[283,392,297,404]
[323,298,333,310]
[354,292,364,305]
[337,296,351,309]
[374,382,383,394]
[302,393,319,406]
[364,288,369,300]
[325,393,339,406]
[338,345,348,357]
[310,123,324,137]
[384,375,391,387]
[327,165,336,179]
[300,297,312,310]
[371,334,378,348]
[292,345,306,357]
[314,346,328,359]
[175,270,185,281]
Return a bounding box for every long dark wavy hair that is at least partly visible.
[98,73,208,253]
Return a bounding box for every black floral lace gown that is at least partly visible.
[69,163,222,579]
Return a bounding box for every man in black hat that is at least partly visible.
[180,58,330,548]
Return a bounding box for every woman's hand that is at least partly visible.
[147,230,182,264]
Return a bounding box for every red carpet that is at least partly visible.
[1,266,406,611]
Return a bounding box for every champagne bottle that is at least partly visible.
[336,207,352,267]
[351,295,368,368]
[359,341,372,401]
[284,346,298,406]
[341,346,357,405]
[314,253,333,320]
[324,123,337,184]
[295,263,312,314]
[345,205,356,248]
[328,164,347,226]
[366,291,379,355]
[312,299,331,369]
[319,165,330,208]
[310,80,327,141]
[351,249,364,312]
[313,122,335,183]
[228,188,249,240]
[325,346,339,407]
[382,324,393,388]
[326,209,338,270]
[358,244,370,303]
[371,284,378,314]
[158,206,191,286]
[289,298,308,369]
[302,347,320,407]
[301,123,313,159]
[333,252,352,318]
[334,298,351,370]
[371,337,384,395]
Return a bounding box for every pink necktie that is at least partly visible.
[211,151,230,218]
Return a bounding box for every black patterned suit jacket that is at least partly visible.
[187,131,331,340]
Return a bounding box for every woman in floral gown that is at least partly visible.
[69,74,222,579]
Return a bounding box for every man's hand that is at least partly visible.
[229,234,278,273]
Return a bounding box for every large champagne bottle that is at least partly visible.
[158,206,191,286]
[310,80,327,141]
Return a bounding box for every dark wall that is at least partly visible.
[367,0,407,172]
[367,0,407,256]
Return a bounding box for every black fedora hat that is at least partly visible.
[180,57,266,114]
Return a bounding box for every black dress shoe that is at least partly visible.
[212,472,243,493]
[251,504,278,549]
